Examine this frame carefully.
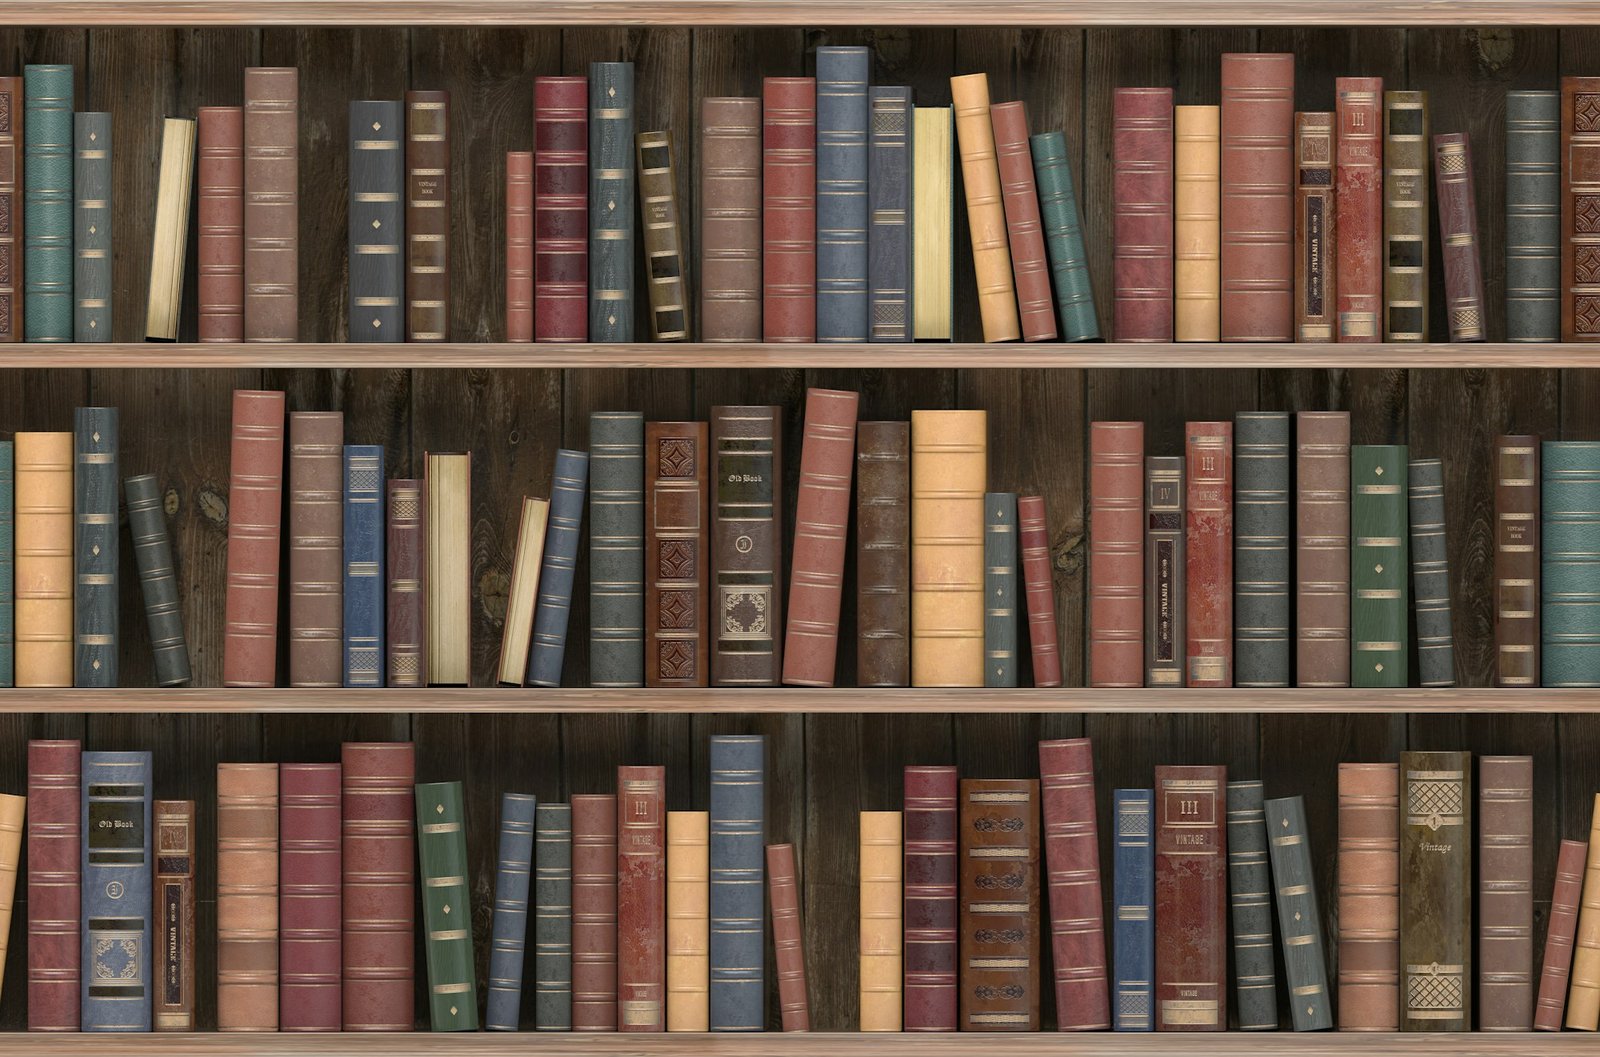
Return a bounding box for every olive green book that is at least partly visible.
[416,780,478,1030]
[1351,445,1409,687]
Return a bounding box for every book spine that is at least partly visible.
[710,735,765,1031]
[589,62,634,342]
[506,151,533,341]
[1265,795,1333,1031]
[81,751,152,1032]
[857,421,910,687]
[1543,441,1600,685]
[223,390,287,687]
[869,86,913,341]
[700,96,761,342]
[589,412,644,687]
[816,46,871,342]
[951,73,1018,342]
[527,449,590,687]
[14,432,72,687]
[1153,764,1227,1031]
[911,409,987,687]
[1399,750,1471,1032]
[1434,133,1486,341]
[1536,838,1587,1029]
[415,782,476,1031]
[1112,87,1173,341]
[288,411,344,689]
[666,811,708,1031]
[859,811,903,1031]
[1496,437,1540,687]
[243,67,297,342]
[959,779,1040,1031]
[153,799,195,1031]
[1337,762,1399,1031]
[1563,77,1600,339]
[1409,458,1456,687]
[1336,77,1383,340]
[1143,456,1185,686]
[1574,798,1600,1027]
[1233,412,1289,687]
[146,119,195,340]
[1173,104,1220,341]
[1220,53,1294,340]
[1294,111,1336,341]
[1030,130,1098,341]
[279,764,341,1032]
[342,444,385,687]
[618,766,666,1032]
[1113,789,1154,1032]
[0,76,22,343]
[991,101,1054,341]
[403,90,448,342]
[767,843,809,1031]
[1225,780,1278,1030]
[124,474,190,686]
[71,111,108,341]
[645,421,709,687]
[912,107,954,340]
[1506,90,1559,341]
[538,801,577,1030]
[1384,90,1430,342]
[72,406,117,687]
[1018,494,1062,687]
[487,793,536,1031]
[424,452,470,686]
[198,106,244,342]
[983,492,1019,687]
[28,738,79,1031]
[23,65,70,342]
[1039,739,1109,1030]
[536,76,587,341]
[340,741,415,1032]
[0,442,11,684]
[1351,445,1410,688]
[385,479,425,687]
[349,99,403,343]
[781,389,860,686]
[217,762,278,1032]
[1479,755,1533,1031]
[710,406,783,687]
[634,130,689,341]
[1296,411,1352,687]
[1185,422,1232,687]
[762,77,816,342]
[903,764,957,1031]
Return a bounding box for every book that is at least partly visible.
[217,762,278,1031]
[1265,795,1332,1031]
[499,497,549,686]
[983,492,1018,687]
[197,106,244,342]
[1338,763,1400,1031]
[782,389,859,686]
[23,65,71,342]
[243,67,298,342]
[816,46,871,342]
[506,151,533,341]
[223,391,286,688]
[589,62,634,342]
[72,111,109,341]
[951,73,1018,342]
[1154,764,1226,1031]
[1496,436,1540,687]
[1296,412,1351,687]
[912,106,954,340]
[859,810,902,1031]
[710,406,783,686]
[1225,780,1277,1030]
[1219,53,1293,340]
[1294,111,1336,341]
[634,130,688,341]
[341,741,415,1032]
[1409,457,1456,687]
[1479,756,1533,1031]
[124,474,191,686]
[666,811,709,1031]
[0,76,20,343]
[904,765,957,1031]
[1544,441,1600,685]
[618,766,666,1031]
[535,76,587,342]
[1185,422,1232,687]
[1564,77,1600,340]
[403,89,449,341]
[991,100,1055,341]
[527,449,589,687]
[14,432,72,687]
[1113,788,1154,1032]
[343,444,385,688]
[857,421,910,687]
[27,738,79,1031]
[911,409,987,687]
[1351,445,1409,688]
[1144,456,1184,686]
[767,843,809,1031]
[1018,495,1062,688]
[1506,89,1559,341]
[73,406,117,688]
[81,751,152,1032]
[1039,739,1109,1030]
[415,781,476,1031]
[153,799,195,1031]
[1173,104,1220,341]
[645,421,709,687]
[762,76,816,343]
[385,478,425,687]
[1336,77,1383,341]
[1400,751,1471,1032]
[700,96,761,341]
[349,99,404,342]
[1575,797,1600,1028]
[487,793,536,1031]
[589,412,644,688]
[572,794,618,1029]
[539,801,576,1030]
[710,735,765,1031]
[1030,129,1098,341]
[1434,133,1485,341]
[279,764,341,1032]
[0,814,19,996]
[1384,90,1430,342]
[1112,88,1174,340]
[288,411,343,688]
[424,451,470,686]
[0,442,9,685]
[1536,838,1587,1030]
[959,779,1040,1031]
[868,86,913,341]
[1233,412,1288,688]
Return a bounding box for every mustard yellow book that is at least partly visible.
[425,452,472,685]
[910,410,987,687]
[15,433,73,688]
[1568,794,1600,1028]
[666,810,709,1031]
[0,793,22,1004]
[950,74,1019,342]
[913,106,954,341]
[1174,105,1220,341]
[497,497,549,685]
[859,811,902,1031]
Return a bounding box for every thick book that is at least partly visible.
[72,111,109,341]
[645,422,709,687]
[767,843,809,1031]
[147,120,195,337]
[124,474,191,686]
[348,99,404,342]
[1351,445,1409,688]
[1225,780,1277,1031]
[81,751,152,1032]
[1409,458,1456,687]
[618,766,667,1031]
[0,442,9,686]
[1019,494,1062,687]
[1336,77,1383,341]
[590,412,644,688]
[860,811,902,1031]
[816,46,871,342]
[0,76,21,343]
[959,779,1040,1031]
[73,406,117,688]
[499,497,549,686]
[217,763,278,1032]
[527,449,589,687]
[1233,412,1289,687]
[153,799,195,1031]
[506,151,533,341]
[1384,90,1430,341]
[386,478,425,687]
[1297,412,1351,688]
[911,409,987,687]
[949,74,1018,342]
[403,90,449,342]
[912,106,954,340]
[1563,77,1600,340]
[571,795,615,1029]
[1337,762,1400,1031]
[538,801,576,1030]
[415,782,476,1031]
[424,452,470,686]
[288,411,343,688]
[701,96,761,341]
[991,100,1055,341]
[197,106,244,342]
[1496,436,1540,687]
[589,62,634,342]
[487,793,536,1031]
[341,741,415,1032]
[1536,838,1587,1029]
[13,432,72,687]
[1506,90,1559,341]
[666,811,709,1031]
[1153,764,1227,1031]
[1185,422,1232,687]
[781,389,860,686]
[1031,129,1098,340]
[1400,751,1471,1031]
[1543,441,1600,686]
[983,492,1018,687]
[1219,53,1293,340]
[535,76,587,342]
[1039,739,1109,1030]
[1265,795,1333,1031]
[904,765,957,1031]
[243,67,298,342]
[1144,456,1185,686]
[1112,88,1173,340]
[28,738,79,1031]
[1173,104,1220,341]
[23,65,71,342]
[223,390,286,687]
[343,444,385,687]
[279,763,341,1032]
[1574,798,1600,1028]
[762,77,816,342]
[1112,788,1154,1032]
[857,421,910,687]
[1294,111,1336,341]
[1479,755,1533,1031]
[1434,133,1486,341]
[710,406,783,686]
[710,735,765,1031]
[634,130,688,340]
[868,86,913,341]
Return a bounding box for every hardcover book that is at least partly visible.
[572,795,616,1030]
[666,811,709,1031]
[951,73,1019,342]
[1113,788,1154,1032]
[527,449,589,687]
[762,77,816,342]
[1294,111,1336,341]
[782,389,859,686]
[1296,412,1351,687]
[487,793,536,1031]
[73,406,117,688]
[1040,739,1108,1030]
[589,412,645,688]
[1233,412,1289,687]
[857,421,910,687]
[1563,77,1600,340]
[0,76,21,343]
[816,47,872,342]
[1507,89,1559,341]
[1399,751,1472,1032]
[153,800,195,1031]
[1019,494,1062,687]
[349,99,404,342]
[1479,756,1533,1031]
[72,111,109,341]
[499,497,549,687]
[1265,795,1332,1031]
[535,77,587,342]
[1496,436,1539,687]
[983,492,1018,687]
[618,767,667,1031]
[1384,90,1430,342]
[710,736,765,1031]
[0,792,17,1006]
[911,409,987,687]
[1144,456,1185,686]
[341,742,415,1032]
[28,738,79,1031]
[1225,780,1277,1030]
[1174,104,1220,341]
[959,779,1040,1031]
[1154,764,1227,1031]
[869,86,913,341]
[343,444,385,688]
[1539,838,1588,1029]
[1185,422,1232,687]
[635,130,688,340]
[1434,133,1485,341]
[904,765,957,1031]
[589,62,635,342]
[124,474,191,686]
[645,422,709,687]
[1030,129,1098,341]
[223,390,286,687]
[710,406,783,686]
[424,452,470,686]
[1573,798,1600,1028]
[288,411,343,688]
[81,751,152,1032]
[243,67,298,342]
[217,763,278,1032]
[415,782,476,1031]
[197,106,244,342]
[13,432,72,687]
[991,100,1055,341]
[1409,458,1456,687]
[386,478,425,687]
[539,801,576,1030]
[506,150,533,341]
[1351,445,1409,688]
[23,65,71,342]
[279,764,341,1032]
[404,90,449,342]
[0,442,8,686]
[1336,77,1383,341]
[860,811,903,1031]
[1219,53,1294,340]
[1337,762,1400,1031]
[1089,421,1143,688]
[700,97,761,341]
[1543,442,1600,686]
[912,106,954,340]
[767,843,810,1031]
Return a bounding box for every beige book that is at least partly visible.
[217,763,278,1031]
[1175,105,1221,341]
[497,497,549,686]
[0,793,22,1004]
[15,433,73,687]
[1568,794,1600,1028]
[950,75,1020,342]
[666,810,709,1031]
[426,452,472,685]
[913,106,954,341]
[859,810,902,1031]
[146,117,196,341]
[910,410,987,687]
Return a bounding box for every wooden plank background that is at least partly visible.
[0,23,1590,1032]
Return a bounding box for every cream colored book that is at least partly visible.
[1568,793,1600,1028]
[666,810,709,1031]
[497,497,549,686]
[1175,105,1220,341]
[145,117,196,341]
[910,409,987,687]
[859,810,902,1031]
[912,106,954,341]
[425,452,472,685]
[0,793,22,1004]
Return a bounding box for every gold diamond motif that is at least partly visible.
[88,319,96,329]
[1374,465,1384,476]
[92,544,100,556]
[436,803,444,814]
[1375,564,1383,574]
[373,319,381,328]
[92,659,101,670]
[442,904,450,914]
[372,219,381,229]
[608,86,616,98]
[89,131,97,141]
[450,1006,458,1016]
[1375,663,1384,672]
[373,121,382,131]
[89,225,96,235]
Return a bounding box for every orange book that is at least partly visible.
[14,433,72,687]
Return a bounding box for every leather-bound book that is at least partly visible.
[72,111,109,341]
[983,492,1019,687]
[343,444,385,687]
[857,421,910,687]
[424,452,470,686]
[1153,764,1227,1031]
[1220,53,1293,340]
[816,46,871,342]
[0,76,21,343]
[1185,422,1232,687]
[618,766,667,1032]
[762,77,816,342]
[1544,442,1600,685]
[27,739,78,1031]
[1479,756,1533,1030]
[146,117,194,342]
[951,73,1019,342]
[860,811,903,1031]
[288,411,343,689]
[572,794,616,1030]
[710,406,783,686]
[634,130,689,341]
[959,780,1040,1031]
[386,478,425,688]
[590,412,645,687]
[527,449,590,687]
[666,811,708,1031]
[1112,87,1173,341]
[782,389,860,686]
[1400,751,1472,1031]
[1225,780,1277,1030]
[218,762,279,1031]
[14,432,72,687]
[487,793,536,1031]
[0,797,20,1001]
[911,409,987,687]
[1040,739,1109,1030]
[341,741,415,1032]
[1383,90,1430,342]
[537,801,575,1030]
[1031,129,1098,341]
[415,782,476,1031]
[1018,494,1062,688]
[991,100,1056,341]
[1265,795,1332,1031]
[1507,90,1559,341]
[1574,799,1600,1028]
[1174,104,1220,341]
[1113,788,1154,1031]
[1351,446,1409,687]
[243,67,298,342]
[125,474,191,686]
[710,735,765,1031]
[868,86,913,341]
[80,751,152,1032]
[767,843,809,1031]
[1294,111,1336,341]
[1144,456,1185,687]
[1336,77,1382,341]
[23,65,71,342]
[403,90,449,342]
[198,106,244,342]
[1337,762,1399,1031]
[349,100,404,343]
[499,499,547,686]
[223,390,286,688]
[535,76,587,342]
[280,763,341,1032]
[0,442,9,685]
[1563,77,1600,341]
[1409,458,1456,686]
[700,97,761,341]
[1233,412,1289,688]
[73,406,117,687]
[506,151,533,341]
[1434,133,1486,341]
[913,107,954,340]
[153,799,195,1031]
[1536,838,1587,1029]
[904,765,957,1031]
[645,422,709,687]
[589,62,634,342]
[1296,412,1351,688]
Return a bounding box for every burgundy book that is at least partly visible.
[1219,53,1294,341]
[386,479,426,688]
[1018,495,1063,687]
[27,739,79,1031]
[618,767,666,1031]
[904,764,958,1031]
[1433,132,1486,341]
[506,150,534,342]
[991,101,1057,341]
[0,76,19,343]
[767,842,810,1031]
[1089,422,1143,687]
[762,76,816,342]
[281,763,342,1032]
[535,76,588,342]
[1335,77,1382,341]
[1536,838,1588,1030]
[1154,764,1228,1031]
[573,793,619,1031]
[1039,738,1109,1030]
[341,742,415,1031]
[645,422,709,688]
[1185,422,1233,687]
[1112,88,1174,341]
[198,105,245,343]
[223,389,287,687]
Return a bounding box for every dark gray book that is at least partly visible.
[589,62,635,342]
[1409,457,1456,687]
[527,448,588,687]
[487,792,537,1031]
[1265,795,1333,1031]
[710,734,765,1031]
[983,491,1018,687]
[589,412,644,687]
[1234,412,1290,687]
[815,45,871,342]
[1031,130,1099,341]
[74,407,116,687]
[1506,90,1558,342]
[868,85,912,341]
[72,111,110,342]
[1226,779,1278,1030]
[125,473,191,687]
[534,801,573,1030]
[348,99,404,342]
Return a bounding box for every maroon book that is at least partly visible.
[1219,53,1294,341]
[904,765,958,1031]
[1089,422,1144,688]
[1039,738,1109,1030]
[991,101,1057,341]
[1535,838,1588,1030]
[1154,764,1228,1032]
[280,763,342,1032]
[1433,132,1486,342]
[386,479,425,687]
[534,75,588,342]
[27,739,79,1031]
[617,767,666,1031]
[1335,77,1383,341]
[762,77,816,342]
[341,742,415,1032]
[198,105,245,343]
[767,843,811,1031]
[223,389,287,687]
[1184,422,1233,687]
[573,793,618,1031]
[1112,88,1174,341]
[1018,495,1063,687]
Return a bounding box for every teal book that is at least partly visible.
[1030,130,1099,341]
[73,111,111,341]
[24,65,72,342]
[416,781,478,1030]
[1351,445,1408,687]
[1543,441,1600,686]
[0,440,10,687]
[983,491,1018,687]
[1264,795,1333,1031]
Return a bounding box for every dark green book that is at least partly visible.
[983,491,1018,687]
[1542,442,1600,686]
[1225,780,1278,1030]
[24,65,72,342]
[1408,458,1455,687]
[534,801,573,1029]
[1030,130,1097,341]
[416,781,478,1031]
[1234,412,1290,687]
[1265,795,1333,1031]
[1351,445,1409,687]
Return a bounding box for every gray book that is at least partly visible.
[25,64,73,342]
[1506,90,1558,342]
[72,112,110,341]
[588,412,644,687]
[1409,457,1456,687]
[1226,779,1279,1030]
[1234,412,1290,687]
[589,62,635,341]
[983,491,1018,687]
[74,407,117,687]
[534,801,573,1030]
[868,85,912,341]
[125,473,191,687]
[526,449,589,687]
[709,735,765,1030]
[816,45,871,342]
[1265,795,1333,1031]
[348,100,404,341]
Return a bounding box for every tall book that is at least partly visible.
[1574,799,1600,1028]
[1496,435,1540,687]
[1297,412,1351,687]
[1225,780,1277,1031]
[983,492,1018,687]
[349,99,404,342]
[1265,795,1332,1031]
[1089,421,1143,687]
[1564,77,1600,340]
[959,779,1040,1031]
[781,389,859,686]
[634,130,689,340]
[23,65,71,342]
[1544,441,1600,685]
[1030,129,1098,341]
[125,474,191,686]
[860,810,903,1031]
[1019,494,1062,687]
[666,811,709,1031]
[1434,133,1485,341]
[535,76,587,341]
[991,100,1055,341]
[498,497,548,686]
[153,799,195,1031]
[1294,111,1336,341]
[618,766,666,1032]
[1185,422,1232,687]
[950,73,1017,342]
[27,739,79,1031]
[0,442,7,686]
[1409,457,1456,686]
[1337,763,1399,1031]
[857,421,910,687]
[1336,77,1383,341]
[1112,788,1154,1032]
[710,735,765,1031]
[700,96,761,341]
[645,422,708,687]
[217,763,278,1032]
[487,793,536,1031]
[571,795,615,1030]
[912,106,954,340]
[243,67,298,342]
[1039,739,1109,1030]
[538,801,576,1030]
[1173,104,1220,341]
[1479,755,1533,1031]
[403,90,449,342]
[1112,87,1173,341]
[1153,764,1226,1032]
[424,452,470,686]
[279,764,341,1032]
[1144,456,1185,686]
[73,406,117,687]
[72,111,109,341]
[223,390,286,688]
[767,843,809,1031]
[527,449,589,687]
[343,444,385,687]
[415,782,476,1031]
[341,742,414,1032]
[762,76,816,342]
[710,406,783,686]
[911,409,987,686]
[1506,90,1559,341]
[1383,90,1430,342]
[0,76,21,343]
[1538,838,1588,1030]
[81,751,151,1032]
[816,46,871,342]
[904,765,957,1031]
[197,106,244,342]
[869,86,913,341]
[1399,751,1471,1031]
[1351,445,1409,688]
[14,432,72,687]
[288,411,342,688]
[1219,53,1293,340]
[590,412,644,687]
[506,150,533,341]
[1233,412,1288,687]
[589,62,634,342]
[385,478,425,687]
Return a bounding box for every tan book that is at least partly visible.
[425,452,472,686]
[1174,105,1220,341]
[15,432,72,687]
[497,497,549,686]
[145,117,195,341]
[859,810,902,1031]
[913,106,954,341]
[217,763,278,1031]
[950,75,1019,342]
[911,410,987,687]
[665,810,709,1031]
[0,793,21,1004]
[1569,794,1600,1028]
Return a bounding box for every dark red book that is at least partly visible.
[223,389,287,687]
[27,739,79,1031]
[534,76,587,342]
[1536,838,1587,1030]
[991,101,1057,341]
[386,479,425,687]
[1433,133,1486,342]
[281,763,342,1032]
[1154,764,1228,1032]
[617,767,665,1031]
[1039,738,1109,1030]
[1018,495,1063,687]
[198,105,245,343]
[1112,88,1174,342]
[1334,77,1382,341]
[1089,422,1143,687]
[762,76,816,342]
[767,843,811,1031]
[1219,53,1294,341]
[573,793,618,1031]
[341,742,415,1032]
[904,765,958,1031]
[1184,422,1233,687]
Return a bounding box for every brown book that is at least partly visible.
[1154,764,1227,1032]
[1479,755,1533,1030]
[767,843,810,1031]
[1562,77,1600,341]
[646,422,709,687]
[1294,111,1336,341]
[1018,495,1062,688]
[1399,750,1471,1032]
[0,75,20,343]
[959,778,1040,1031]
[223,391,287,688]
[1143,456,1184,686]
[1296,411,1351,688]
[243,68,297,342]
[1337,762,1399,1031]
[990,101,1057,341]
[636,130,689,341]
[1088,421,1143,688]
[1219,53,1294,341]
[1434,132,1486,341]
[405,90,449,342]
[856,421,910,687]
[710,405,782,686]
[154,799,196,1031]
[700,97,761,341]
[288,412,343,688]
[1495,436,1539,687]
[573,793,618,1030]
[506,150,534,342]
[617,766,665,1031]
[1536,838,1588,1030]
[1384,90,1430,342]
[198,106,244,342]
[386,478,426,687]
[218,762,279,1031]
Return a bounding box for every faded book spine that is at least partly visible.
[0,76,21,343]
[1219,53,1294,340]
[1153,764,1226,1031]
[859,811,903,1031]
[1399,750,1471,1032]
[404,90,449,342]
[1337,762,1399,1031]
[1336,77,1383,341]
[1039,739,1109,1030]
[1296,412,1351,688]
[1433,132,1486,341]
[72,111,109,341]
[217,762,278,1032]
[1233,411,1289,688]
[1409,458,1456,687]
[634,130,688,341]
[1383,90,1429,342]
[349,99,403,342]
[243,67,298,342]
[869,86,913,341]
[1144,456,1185,687]
[1496,436,1539,687]
[1089,421,1143,688]
[617,766,666,1031]
[1294,111,1336,341]
[1479,756,1533,1031]
[1185,422,1232,687]
[1018,495,1062,688]
[856,421,910,687]
[288,411,343,689]
[1112,88,1174,341]
[699,96,761,341]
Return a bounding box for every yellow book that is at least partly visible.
[1174,105,1220,341]
[496,497,549,685]
[950,74,1019,342]
[666,810,709,1031]
[913,106,954,341]
[1568,794,1600,1028]
[15,433,73,688]
[146,116,196,341]
[0,793,22,1004]
[425,452,472,685]
[859,811,902,1031]
[911,410,987,687]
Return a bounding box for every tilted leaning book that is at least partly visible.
[991,100,1055,341]
[634,130,688,341]
[1039,739,1109,1030]
[767,842,810,1031]
[1399,750,1471,1032]
[950,72,1018,342]
[782,389,859,687]
[416,781,477,1031]
[527,449,589,688]
[499,497,548,686]
[1434,132,1486,341]
[124,474,191,686]
[1153,764,1226,1031]
[348,99,404,342]
[709,736,765,1031]
[81,750,152,1032]
[1265,795,1332,1031]
[1570,797,1600,1029]
[343,444,385,688]
[1030,129,1098,341]
[73,406,117,688]
[1112,788,1154,1032]
[1537,837,1588,1030]
[589,412,645,687]
[487,792,536,1031]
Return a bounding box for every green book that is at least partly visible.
[24,65,73,342]
[416,780,478,1030]
[1351,445,1409,687]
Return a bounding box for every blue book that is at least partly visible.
[488,792,537,1030]
[589,413,644,687]
[527,449,589,687]
[82,750,153,1032]
[342,444,385,687]
[348,100,404,342]
[1543,441,1600,685]
[74,407,117,687]
[868,85,912,341]
[73,111,111,341]
[0,440,11,687]
[589,62,635,341]
[709,734,764,1031]
[24,65,73,342]
[1113,787,1154,1032]
[815,45,871,342]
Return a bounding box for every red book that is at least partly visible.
[341,742,415,1032]
[534,75,588,342]
[1154,764,1228,1032]
[198,105,245,343]
[573,793,618,1031]
[1018,495,1062,688]
[1433,132,1486,342]
[1039,738,1109,1030]
[617,767,666,1031]
[506,150,534,342]
[904,764,958,1031]
[1219,53,1294,341]
[1184,422,1233,687]
[27,739,79,1031]
[1112,88,1173,342]
[990,101,1057,342]
[223,389,287,687]
[1089,422,1143,687]
[280,763,342,1032]
[762,77,816,342]
[1536,838,1588,1030]
[1335,77,1382,341]
[385,479,425,687]
[767,843,811,1031]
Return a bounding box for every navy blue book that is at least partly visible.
[588,413,644,687]
[709,734,765,1030]
[348,100,405,342]
[488,792,537,1031]
[527,449,589,687]
[342,444,385,687]
[82,750,153,1032]
[589,62,635,342]
[74,407,117,687]
[1113,787,1154,1032]
[815,45,871,342]
[868,85,913,341]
